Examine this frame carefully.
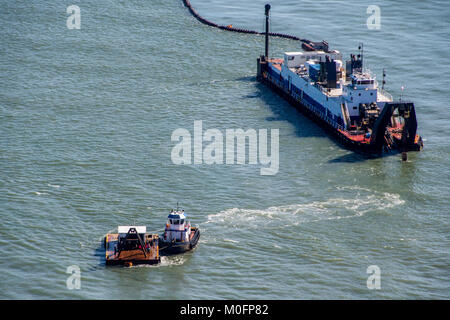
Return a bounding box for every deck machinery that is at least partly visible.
[105,226,160,266]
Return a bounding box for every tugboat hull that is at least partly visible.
[159,228,200,255]
[105,258,160,266]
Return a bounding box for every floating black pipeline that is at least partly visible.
[182,0,310,43]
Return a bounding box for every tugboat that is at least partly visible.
[256,5,423,158]
[159,208,200,255]
[104,226,160,266]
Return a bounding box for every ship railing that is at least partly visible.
[378,88,393,102]
[300,97,346,131]
[348,129,366,135]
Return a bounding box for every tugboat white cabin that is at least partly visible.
[159,208,200,255]
[164,211,191,243]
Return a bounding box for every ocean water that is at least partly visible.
[1,0,449,299]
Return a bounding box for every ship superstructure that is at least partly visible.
[159,208,200,255]
[257,5,423,156]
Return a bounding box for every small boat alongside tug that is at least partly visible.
[159,209,200,255]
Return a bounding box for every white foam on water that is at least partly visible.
[223,238,239,243]
[206,188,404,229]
[116,256,187,269]
[159,255,186,267]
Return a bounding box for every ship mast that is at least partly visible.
[358,43,364,71]
[265,4,271,59]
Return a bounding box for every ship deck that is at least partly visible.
[339,123,410,145]
[270,59,394,102]
[339,129,370,144]
[270,58,283,71]
[105,233,159,264]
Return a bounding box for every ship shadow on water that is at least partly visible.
[236,75,256,83]
[239,80,404,163]
[252,81,403,163]
[254,82,327,139]
[327,152,378,163]
[94,240,107,268]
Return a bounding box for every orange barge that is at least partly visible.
[105,226,160,266]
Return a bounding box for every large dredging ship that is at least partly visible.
[181,1,423,158]
[257,5,423,158]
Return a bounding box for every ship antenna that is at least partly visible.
[400,86,404,101]
[358,43,364,71]
[177,202,179,211]
[264,4,271,59]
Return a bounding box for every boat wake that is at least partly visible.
[160,255,187,267]
[205,187,404,229]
